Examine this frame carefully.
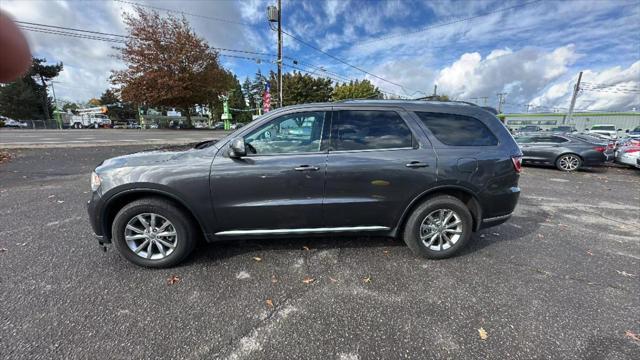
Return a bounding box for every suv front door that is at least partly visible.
[323,108,438,230]
[210,110,330,232]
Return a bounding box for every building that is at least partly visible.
[503,112,640,132]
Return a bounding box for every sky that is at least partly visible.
[1,0,639,113]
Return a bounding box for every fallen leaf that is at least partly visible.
[48,195,55,198]
[166,275,180,285]
[302,246,310,251]
[363,276,372,284]
[586,249,593,256]
[478,327,488,340]
[329,277,338,283]
[625,330,640,342]
[615,270,636,277]
[382,250,389,256]
[265,299,274,309]
[252,256,262,262]
[302,276,315,284]
[0,248,7,253]
[271,275,278,283]
[537,234,544,239]
[56,200,64,204]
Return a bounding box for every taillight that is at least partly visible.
[624,147,640,154]
[593,146,606,153]
[511,156,522,173]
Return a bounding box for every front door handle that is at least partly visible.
[294,165,320,171]
[406,161,429,168]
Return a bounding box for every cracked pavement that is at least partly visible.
[0,146,639,359]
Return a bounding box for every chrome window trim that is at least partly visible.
[215,226,390,236]
[328,147,415,154]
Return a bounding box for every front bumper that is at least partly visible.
[87,191,110,244]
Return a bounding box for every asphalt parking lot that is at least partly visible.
[1,145,639,359]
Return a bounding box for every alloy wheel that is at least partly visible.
[559,155,580,171]
[419,209,463,251]
[124,213,178,260]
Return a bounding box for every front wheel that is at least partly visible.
[556,154,582,171]
[111,197,197,268]
[403,195,473,259]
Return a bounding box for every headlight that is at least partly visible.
[90,171,101,192]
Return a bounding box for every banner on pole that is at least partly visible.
[263,81,271,113]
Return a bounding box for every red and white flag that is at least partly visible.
[263,81,271,113]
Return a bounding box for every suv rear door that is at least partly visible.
[322,107,437,230]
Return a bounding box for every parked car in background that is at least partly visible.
[87,100,523,268]
[549,126,577,134]
[586,124,619,140]
[516,125,543,134]
[1,116,28,128]
[615,144,640,168]
[230,123,244,130]
[514,133,609,171]
[627,126,640,139]
[126,121,141,129]
[212,122,225,130]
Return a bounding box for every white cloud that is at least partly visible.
[531,61,640,111]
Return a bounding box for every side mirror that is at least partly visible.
[228,137,246,158]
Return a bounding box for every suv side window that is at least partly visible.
[244,111,326,155]
[330,110,413,151]
[415,112,498,146]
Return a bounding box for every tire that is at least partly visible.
[402,195,473,259]
[555,153,582,171]
[111,197,197,268]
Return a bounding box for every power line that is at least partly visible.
[356,0,543,45]
[15,21,128,38]
[281,29,427,96]
[112,0,253,26]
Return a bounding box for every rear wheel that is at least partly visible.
[556,154,582,171]
[403,195,473,259]
[111,197,197,268]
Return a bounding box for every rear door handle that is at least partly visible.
[294,165,320,171]
[405,161,429,168]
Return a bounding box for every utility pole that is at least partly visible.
[267,1,283,108]
[433,84,437,96]
[277,0,282,108]
[497,92,507,113]
[565,71,583,125]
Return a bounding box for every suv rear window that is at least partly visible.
[415,112,498,146]
[330,110,413,151]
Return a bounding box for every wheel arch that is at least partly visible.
[393,186,483,236]
[101,188,207,242]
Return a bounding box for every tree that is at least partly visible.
[269,70,333,107]
[30,58,63,121]
[62,102,79,113]
[88,98,102,106]
[332,79,381,101]
[111,7,228,127]
[227,74,251,123]
[0,78,44,119]
[0,57,62,121]
[100,89,120,105]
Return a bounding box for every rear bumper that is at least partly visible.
[478,186,520,230]
[480,213,513,229]
[581,150,607,166]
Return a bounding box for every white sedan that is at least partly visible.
[615,146,640,168]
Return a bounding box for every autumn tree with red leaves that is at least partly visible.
[111,8,230,127]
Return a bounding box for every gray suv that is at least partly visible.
[87,100,522,268]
